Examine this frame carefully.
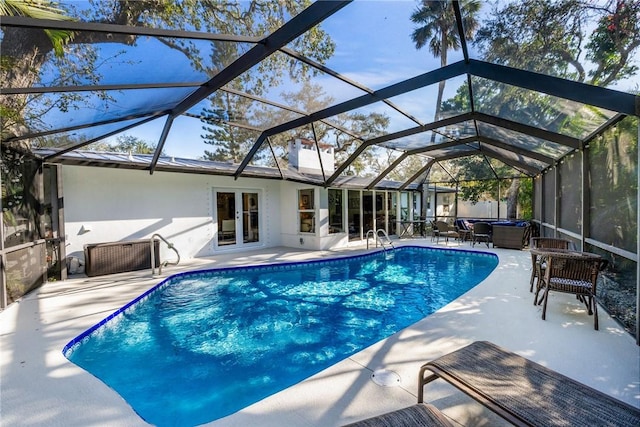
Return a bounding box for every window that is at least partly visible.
[298,189,315,233]
[328,189,343,234]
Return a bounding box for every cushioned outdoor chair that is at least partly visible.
[471,222,491,247]
[538,252,608,330]
[529,237,573,292]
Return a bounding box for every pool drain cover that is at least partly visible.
[371,369,401,387]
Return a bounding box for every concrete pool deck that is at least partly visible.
[1,239,638,426]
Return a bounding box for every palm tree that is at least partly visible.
[411,0,480,123]
[0,0,75,57]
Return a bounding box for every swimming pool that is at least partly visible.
[64,246,497,426]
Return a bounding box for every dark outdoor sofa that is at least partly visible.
[491,221,531,249]
[456,219,531,250]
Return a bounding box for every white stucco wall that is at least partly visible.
[62,166,283,263]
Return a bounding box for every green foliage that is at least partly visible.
[474,0,639,86]
[517,178,533,220]
[586,0,640,85]
[200,87,260,163]
[109,135,160,155]
[1,0,75,57]
[86,134,162,155]
[458,179,494,202]
[201,81,390,172]
[588,116,638,249]
[434,0,640,217]
[2,1,335,148]
[334,111,389,176]
[411,0,480,58]
[411,0,480,121]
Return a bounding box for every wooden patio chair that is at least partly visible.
[538,252,608,330]
[529,237,573,292]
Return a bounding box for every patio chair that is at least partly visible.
[455,219,472,243]
[529,237,572,292]
[347,341,640,427]
[220,219,235,240]
[430,220,439,242]
[471,222,491,247]
[343,403,453,427]
[538,252,608,330]
[435,221,459,244]
[418,341,640,427]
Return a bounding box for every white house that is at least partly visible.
[56,148,421,274]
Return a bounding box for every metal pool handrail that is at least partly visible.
[150,233,180,276]
[366,229,395,251]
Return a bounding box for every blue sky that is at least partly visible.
[158,0,456,159]
[35,1,639,160]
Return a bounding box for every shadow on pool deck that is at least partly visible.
[1,239,638,427]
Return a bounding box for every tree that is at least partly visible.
[202,81,390,174]
[0,0,75,57]
[411,0,480,123]
[112,134,160,155]
[0,0,76,143]
[200,91,259,163]
[440,0,640,218]
[1,1,335,146]
[475,0,639,86]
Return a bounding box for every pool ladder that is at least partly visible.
[150,233,180,276]
[366,229,395,251]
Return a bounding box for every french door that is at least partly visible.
[215,189,261,249]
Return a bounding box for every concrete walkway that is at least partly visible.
[1,240,638,426]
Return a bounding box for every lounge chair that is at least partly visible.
[529,237,572,292]
[419,341,640,427]
[454,219,472,243]
[343,403,453,427]
[344,341,640,427]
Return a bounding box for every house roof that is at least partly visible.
[2,1,638,189]
[34,149,419,191]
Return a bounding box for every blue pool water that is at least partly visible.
[64,246,497,426]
